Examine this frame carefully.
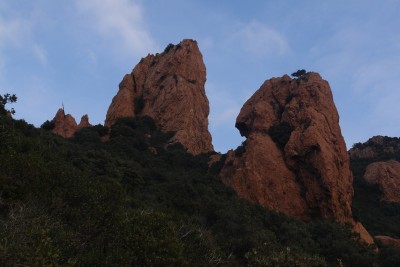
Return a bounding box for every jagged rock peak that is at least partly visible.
[220,72,354,222]
[51,109,91,138]
[52,108,78,138]
[105,39,213,155]
[78,114,92,129]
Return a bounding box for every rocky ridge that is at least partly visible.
[51,108,92,138]
[105,39,213,155]
[219,72,354,222]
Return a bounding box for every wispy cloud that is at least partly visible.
[75,0,157,57]
[0,11,32,81]
[230,21,289,56]
[32,44,48,66]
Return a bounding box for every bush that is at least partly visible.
[164,43,175,53]
[245,242,327,267]
[41,120,55,131]
[291,69,307,78]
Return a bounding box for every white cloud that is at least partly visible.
[32,44,48,66]
[75,0,156,56]
[230,21,289,56]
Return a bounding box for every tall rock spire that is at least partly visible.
[220,72,354,222]
[105,39,213,155]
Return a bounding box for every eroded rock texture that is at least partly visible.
[105,39,213,155]
[220,72,353,222]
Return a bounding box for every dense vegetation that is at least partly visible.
[0,96,382,266]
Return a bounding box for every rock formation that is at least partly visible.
[105,39,213,155]
[220,72,353,222]
[353,222,375,245]
[364,160,400,203]
[51,108,91,138]
[78,114,91,129]
[52,108,78,138]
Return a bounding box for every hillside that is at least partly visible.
[0,109,377,266]
[0,39,398,266]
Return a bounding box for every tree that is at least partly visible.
[0,93,17,115]
[291,69,307,78]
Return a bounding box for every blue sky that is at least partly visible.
[1,0,400,152]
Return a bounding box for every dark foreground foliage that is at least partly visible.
[0,112,380,266]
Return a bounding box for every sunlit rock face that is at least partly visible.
[105,39,213,155]
[220,72,353,222]
[51,109,91,138]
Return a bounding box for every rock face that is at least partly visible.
[220,72,353,222]
[51,109,91,138]
[105,39,213,155]
[52,108,78,138]
[78,114,91,129]
[364,160,400,203]
[353,222,375,245]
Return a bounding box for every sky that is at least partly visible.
[1,0,400,153]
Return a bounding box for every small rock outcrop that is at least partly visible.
[51,109,91,138]
[353,222,375,245]
[364,160,400,203]
[105,39,213,155]
[220,72,353,222]
[78,114,92,129]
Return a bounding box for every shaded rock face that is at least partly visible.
[105,39,213,155]
[52,109,91,138]
[220,72,353,222]
[364,160,400,203]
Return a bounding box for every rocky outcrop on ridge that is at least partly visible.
[78,114,91,129]
[52,108,78,138]
[51,108,91,138]
[364,160,400,203]
[220,72,354,222]
[105,39,213,155]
